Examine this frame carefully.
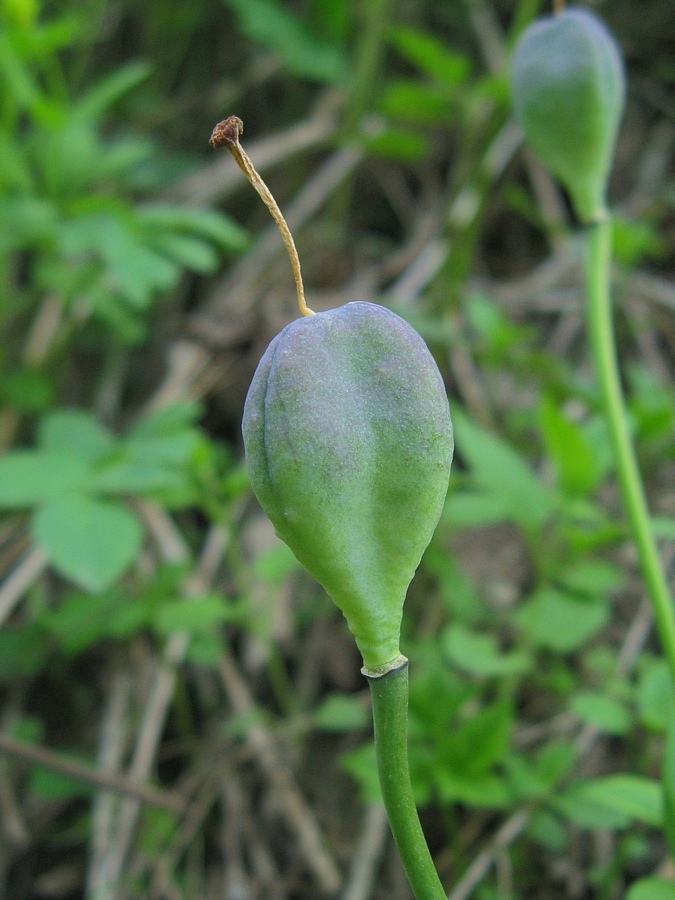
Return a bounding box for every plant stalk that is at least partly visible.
[585,217,675,680]
[365,660,446,899]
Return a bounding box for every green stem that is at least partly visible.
[585,217,675,681]
[365,660,446,899]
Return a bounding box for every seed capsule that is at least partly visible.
[511,8,625,222]
[243,301,453,671]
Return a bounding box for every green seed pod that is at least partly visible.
[243,301,453,673]
[510,8,625,223]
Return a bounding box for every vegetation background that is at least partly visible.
[0,0,674,897]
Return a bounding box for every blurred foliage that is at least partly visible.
[1,0,674,896]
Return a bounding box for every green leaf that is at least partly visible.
[251,543,300,583]
[443,488,515,529]
[0,196,58,251]
[72,60,151,120]
[436,700,513,776]
[525,809,569,852]
[389,26,471,85]
[625,878,675,900]
[379,79,453,123]
[452,408,554,531]
[139,205,248,252]
[516,587,609,652]
[554,775,663,830]
[443,624,533,677]
[42,592,108,654]
[0,451,91,507]
[362,127,429,162]
[223,0,345,83]
[29,765,93,800]
[538,395,603,495]
[555,558,623,597]
[663,706,675,860]
[0,625,50,680]
[613,214,667,268]
[0,131,33,191]
[653,517,675,540]
[0,29,43,110]
[340,743,382,803]
[313,693,369,732]
[636,657,675,731]
[145,230,219,273]
[153,595,230,636]
[0,368,55,413]
[38,409,116,460]
[60,209,179,307]
[126,401,201,438]
[32,496,142,592]
[568,690,631,735]
[93,404,202,503]
[433,769,511,807]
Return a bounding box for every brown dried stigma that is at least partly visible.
[210,116,314,317]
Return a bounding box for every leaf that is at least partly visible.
[29,766,93,800]
[379,79,453,123]
[0,131,33,191]
[251,543,300,583]
[313,694,369,732]
[42,592,113,654]
[433,769,511,807]
[653,517,675,540]
[636,657,675,731]
[93,404,202,503]
[625,878,675,900]
[443,488,515,529]
[32,496,142,592]
[554,775,663,830]
[568,690,632,735]
[389,26,471,85]
[436,700,513,775]
[146,231,220,273]
[516,587,609,652]
[452,408,554,532]
[1,368,55,412]
[0,29,43,110]
[340,743,382,803]
[223,0,345,83]
[38,408,116,460]
[0,451,91,507]
[139,205,248,252]
[60,209,179,307]
[525,809,569,852]
[443,624,533,677]
[72,60,151,119]
[153,595,230,636]
[0,196,58,251]
[538,395,603,495]
[363,128,429,162]
[0,625,50,680]
[556,558,623,597]
[126,401,201,438]
[663,705,675,860]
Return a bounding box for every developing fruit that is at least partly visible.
[243,301,453,672]
[511,8,625,222]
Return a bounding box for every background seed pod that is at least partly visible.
[510,8,625,222]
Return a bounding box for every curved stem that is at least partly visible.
[365,660,446,899]
[585,218,675,680]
